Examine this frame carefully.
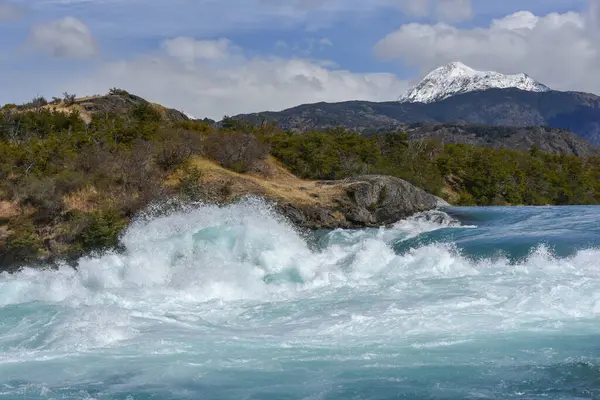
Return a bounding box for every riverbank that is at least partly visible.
[1,154,445,271]
[2,91,599,270]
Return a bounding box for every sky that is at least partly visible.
[0,0,598,119]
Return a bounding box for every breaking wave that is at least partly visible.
[1,199,600,399]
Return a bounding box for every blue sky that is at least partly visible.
[0,0,598,119]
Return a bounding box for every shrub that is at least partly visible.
[30,97,48,108]
[220,116,255,133]
[156,141,191,171]
[54,170,87,194]
[76,209,126,253]
[178,166,204,200]
[109,87,129,96]
[269,130,379,180]
[63,92,76,106]
[4,225,42,266]
[132,102,162,123]
[204,133,268,173]
[18,177,64,222]
[175,120,214,134]
[154,130,201,171]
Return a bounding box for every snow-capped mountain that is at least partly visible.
[182,111,197,120]
[399,62,551,104]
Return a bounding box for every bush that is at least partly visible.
[269,129,379,180]
[63,92,76,106]
[154,130,201,171]
[54,170,87,194]
[156,141,191,171]
[30,97,48,108]
[132,102,162,123]
[175,120,214,134]
[3,225,42,266]
[76,209,126,253]
[109,87,129,96]
[204,133,268,173]
[178,166,204,200]
[18,177,64,222]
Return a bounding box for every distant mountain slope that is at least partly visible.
[398,62,550,104]
[397,123,600,157]
[232,88,600,145]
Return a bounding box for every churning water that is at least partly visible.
[1,199,600,399]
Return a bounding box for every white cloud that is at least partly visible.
[63,38,408,119]
[587,0,600,34]
[24,0,474,43]
[374,7,600,94]
[272,37,334,56]
[29,17,97,59]
[319,37,334,47]
[161,37,234,63]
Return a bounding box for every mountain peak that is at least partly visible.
[443,61,474,72]
[399,62,551,104]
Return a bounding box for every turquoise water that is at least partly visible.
[1,200,600,399]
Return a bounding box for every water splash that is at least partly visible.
[1,201,600,399]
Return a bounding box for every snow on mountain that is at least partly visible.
[182,111,197,120]
[398,62,551,104]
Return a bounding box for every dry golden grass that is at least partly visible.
[42,102,93,124]
[150,102,176,118]
[0,200,20,219]
[63,186,101,213]
[442,174,462,204]
[39,97,176,125]
[168,156,344,206]
[39,95,109,124]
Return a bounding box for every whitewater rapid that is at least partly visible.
[1,199,600,399]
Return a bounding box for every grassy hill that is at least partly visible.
[1,90,600,270]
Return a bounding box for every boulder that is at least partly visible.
[278,175,448,229]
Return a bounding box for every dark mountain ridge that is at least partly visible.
[232,88,600,146]
[396,123,600,157]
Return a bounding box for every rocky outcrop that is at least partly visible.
[76,93,189,122]
[178,158,448,230]
[276,175,448,229]
[0,158,447,272]
[42,93,190,125]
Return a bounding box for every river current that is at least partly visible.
[1,199,599,399]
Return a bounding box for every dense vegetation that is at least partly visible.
[0,94,263,268]
[268,129,600,205]
[1,92,600,269]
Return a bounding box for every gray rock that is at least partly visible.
[278,175,447,229]
[345,175,447,226]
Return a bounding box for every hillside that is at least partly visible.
[3,91,190,124]
[232,88,600,145]
[396,123,600,158]
[2,91,600,271]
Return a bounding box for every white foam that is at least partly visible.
[0,200,599,358]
